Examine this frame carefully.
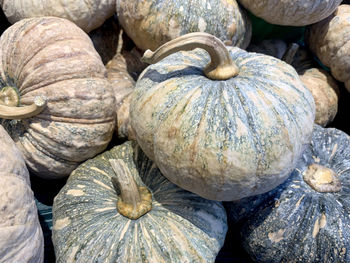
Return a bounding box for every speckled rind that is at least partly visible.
[238,0,342,26]
[130,47,315,201]
[117,0,251,51]
[52,141,227,263]
[0,125,44,263]
[225,124,350,263]
[0,0,115,33]
[0,17,116,178]
[306,4,350,92]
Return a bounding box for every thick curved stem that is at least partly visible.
[109,159,152,220]
[141,32,239,80]
[282,43,299,64]
[303,163,341,192]
[0,96,47,119]
[0,86,20,107]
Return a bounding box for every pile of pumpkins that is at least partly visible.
[0,1,349,262]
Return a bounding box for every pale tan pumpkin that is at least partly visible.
[0,17,115,178]
[0,0,115,32]
[238,0,342,26]
[306,4,350,92]
[0,125,44,263]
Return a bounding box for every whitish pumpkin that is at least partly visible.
[225,124,350,263]
[130,32,315,201]
[0,125,44,263]
[238,0,342,26]
[0,0,115,33]
[0,17,115,178]
[248,40,339,126]
[306,4,350,92]
[52,141,227,262]
[116,0,251,51]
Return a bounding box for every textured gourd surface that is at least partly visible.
[117,0,251,51]
[238,0,342,26]
[225,125,350,263]
[131,47,315,201]
[0,125,44,263]
[306,4,350,92]
[52,141,227,263]
[0,0,115,32]
[0,17,115,178]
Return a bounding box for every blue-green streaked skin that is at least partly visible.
[130,47,316,201]
[225,125,350,263]
[52,141,227,263]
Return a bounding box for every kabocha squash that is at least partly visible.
[130,32,315,201]
[116,0,251,51]
[0,17,115,178]
[238,0,342,26]
[52,141,227,262]
[306,4,350,92]
[225,124,350,263]
[0,0,115,33]
[248,40,339,126]
[0,125,44,263]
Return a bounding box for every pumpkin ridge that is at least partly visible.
[34,114,115,124]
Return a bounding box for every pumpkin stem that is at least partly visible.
[281,43,299,65]
[303,163,341,192]
[141,32,239,80]
[109,159,152,220]
[0,94,47,119]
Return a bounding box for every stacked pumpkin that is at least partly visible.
[1,1,350,262]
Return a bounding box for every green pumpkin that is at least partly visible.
[130,32,315,201]
[52,141,227,262]
[225,124,350,263]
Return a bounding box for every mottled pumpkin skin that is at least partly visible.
[52,141,227,263]
[0,17,116,178]
[306,4,350,92]
[225,125,350,263]
[130,47,315,201]
[0,0,115,32]
[117,0,251,51]
[238,0,342,26]
[0,126,44,263]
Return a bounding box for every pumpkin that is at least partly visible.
[248,40,339,126]
[306,4,350,92]
[225,124,350,263]
[0,125,44,263]
[0,0,115,33]
[238,0,342,26]
[130,32,315,201]
[52,141,227,262]
[116,0,252,51]
[0,17,115,179]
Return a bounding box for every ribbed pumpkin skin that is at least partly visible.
[52,141,227,263]
[0,0,115,33]
[0,126,44,263]
[130,47,315,201]
[306,4,350,92]
[225,125,350,262]
[0,17,115,178]
[238,0,342,26]
[117,0,251,51]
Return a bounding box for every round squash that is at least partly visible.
[306,4,350,92]
[130,32,315,201]
[0,17,115,179]
[238,0,342,26]
[52,141,227,262]
[0,125,44,263]
[225,124,350,263]
[0,0,115,33]
[116,0,251,51]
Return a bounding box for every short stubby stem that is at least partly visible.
[109,159,152,220]
[303,163,341,192]
[141,32,239,80]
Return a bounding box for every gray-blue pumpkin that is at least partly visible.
[52,141,227,262]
